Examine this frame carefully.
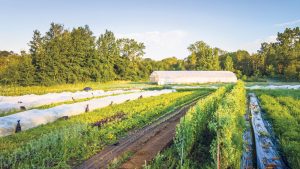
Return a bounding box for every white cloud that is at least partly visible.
[241,35,277,54]
[275,19,300,27]
[116,30,189,60]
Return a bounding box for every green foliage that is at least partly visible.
[186,41,220,70]
[174,85,228,167]
[251,89,300,99]
[0,50,15,57]
[1,26,299,86]
[108,151,134,169]
[144,145,181,169]
[0,90,209,168]
[149,81,246,169]
[277,96,300,123]
[211,81,246,168]
[224,55,234,72]
[259,95,300,168]
[1,24,148,86]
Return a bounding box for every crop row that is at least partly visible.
[0,89,136,115]
[147,81,246,168]
[0,89,211,168]
[0,90,174,137]
[276,96,300,124]
[259,94,300,168]
[250,89,300,99]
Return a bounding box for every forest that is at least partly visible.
[0,23,299,86]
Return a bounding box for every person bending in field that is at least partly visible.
[15,120,21,133]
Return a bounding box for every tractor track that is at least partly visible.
[75,93,209,169]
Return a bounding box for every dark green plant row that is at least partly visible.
[146,81,246,169]
[259,95,300,168]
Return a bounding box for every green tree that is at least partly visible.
[117,38,145,80]
[96,30,119,81]
[187,41,220,70]
[224,55,234,71]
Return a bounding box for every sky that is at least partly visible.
[0,0,300,60]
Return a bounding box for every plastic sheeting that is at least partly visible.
[241,113,254,169]
[0,89,140,114]
[246,85,300,90]
[150,71,237,85]
[0,89,174,137]
[249,93,285,169]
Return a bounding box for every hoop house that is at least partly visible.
[150,71,237,85]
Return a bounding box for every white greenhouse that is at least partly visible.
[150,71,237,85]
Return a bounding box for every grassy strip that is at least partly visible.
[0,89,211,168]
[107,151,134,169]
[250,89,300,99]
[259,95,300,168]
[0,81,153,96]
[143,145,179,169]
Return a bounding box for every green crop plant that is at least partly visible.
[152,81,247,169]
[0,89,211,168]
[259,94,300,168]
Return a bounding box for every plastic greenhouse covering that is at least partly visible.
[0,89,174,137]
[0,89,140,114]
[150,71,237,85]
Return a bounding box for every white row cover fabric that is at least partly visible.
[0,89,140,114]
[0,89,174,137]
[249,93,285,169]
[150,71,237,85]
[246,85,300,90]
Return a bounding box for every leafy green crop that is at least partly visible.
[259,95,300,168]
[149,81,246,169]
[0,89,210,168]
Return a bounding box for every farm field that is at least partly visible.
[145,81,246,168]
[1,82,300,169]
[145,83,300,169]
[1,1,299,168]
[257,91,300,168]
[0,88,212,168]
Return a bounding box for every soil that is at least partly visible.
[75,99,197,169]
[119,109,181,169]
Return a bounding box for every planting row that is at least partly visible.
[147,81,246,168]
[249,93,285,168]
[0,89,211,168]
[0,89,139,114]
[259,94,300,168]
[0,89,173,137]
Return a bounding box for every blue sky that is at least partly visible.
[1,0,300,60]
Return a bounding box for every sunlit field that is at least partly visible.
[1,1,299,168]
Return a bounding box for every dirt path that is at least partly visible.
[75,96,201,169]
[119,106,184,169]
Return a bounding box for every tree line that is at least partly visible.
[0,24,299,86]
